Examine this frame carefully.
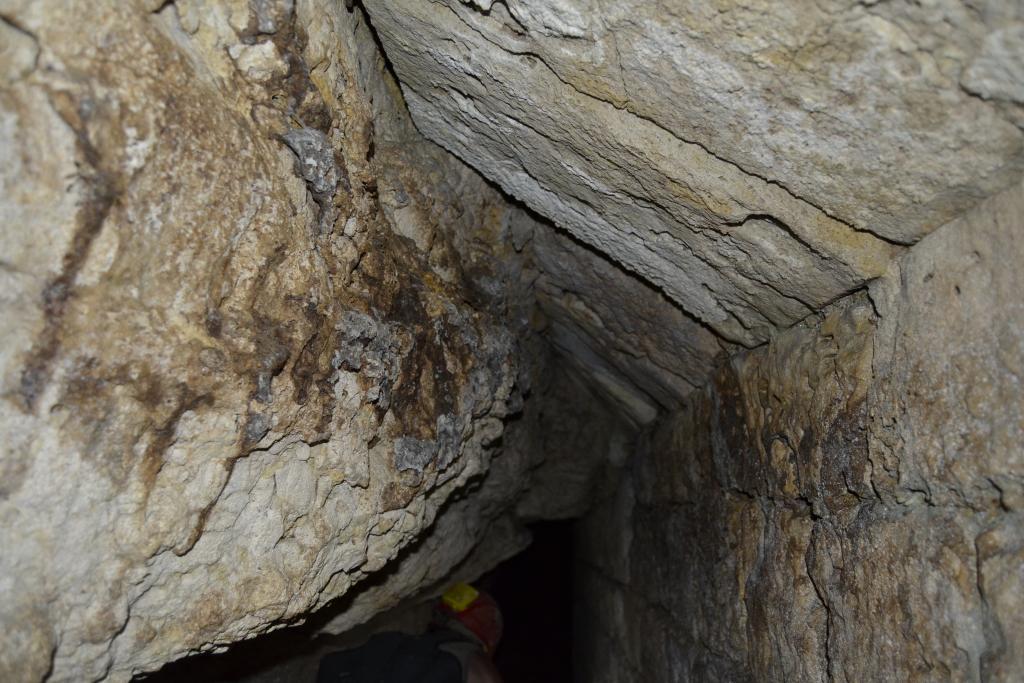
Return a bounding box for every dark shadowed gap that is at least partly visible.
[478,520,575,683]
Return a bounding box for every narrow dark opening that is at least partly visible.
[478,519,575,683]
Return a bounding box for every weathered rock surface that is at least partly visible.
[0,1,624,679]
[575,179,1024,682]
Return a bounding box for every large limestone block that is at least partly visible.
[870,176,1024,510]
[0,0,544,679]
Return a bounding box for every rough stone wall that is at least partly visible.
[575,179,1024,682]
[4,1,1022,680]
[0,1,617,679]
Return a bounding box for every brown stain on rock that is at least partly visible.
[380,480,417,512]
[19,90,119,412]
[138,385,215,498]
[57,357,216,495]
[288,301,338,434]
[353,229,466,443]
[819,396,871,512]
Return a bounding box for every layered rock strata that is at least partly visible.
[361,0,1024,347]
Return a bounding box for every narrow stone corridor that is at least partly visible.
[1,0,1022,681]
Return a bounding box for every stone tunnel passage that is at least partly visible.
[2,1,1024,681]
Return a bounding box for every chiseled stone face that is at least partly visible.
[575,180,1024,682]
[362,0,1023,346]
